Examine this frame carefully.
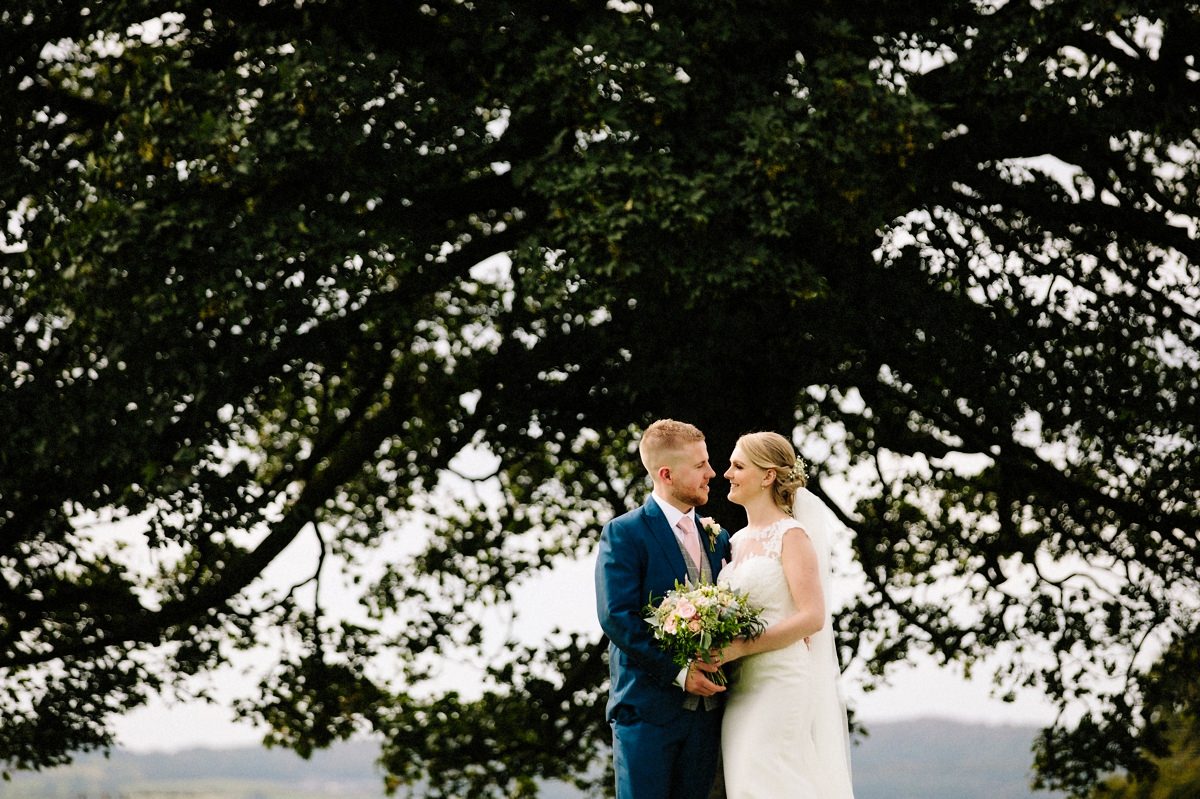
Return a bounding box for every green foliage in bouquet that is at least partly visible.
[644,582,766,685]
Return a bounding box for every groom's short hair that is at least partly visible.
[639,419,705,475]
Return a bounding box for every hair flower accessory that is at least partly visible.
[788,456,808,484]
[700,517,722,551]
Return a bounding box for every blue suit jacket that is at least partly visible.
[595,497,733,725]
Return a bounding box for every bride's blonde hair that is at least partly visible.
[737,431,808,513]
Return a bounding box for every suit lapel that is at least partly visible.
[702,522,723,577]
[641,498,688,582]
[690,515,722,580]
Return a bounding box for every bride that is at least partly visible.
[715,431,855,798]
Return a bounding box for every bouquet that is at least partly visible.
[644,581,765,685]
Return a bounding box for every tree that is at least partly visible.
[1081,635,1200,799]
[1087,721,1200,799]
[1,1,1196,796]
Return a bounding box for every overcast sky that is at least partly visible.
[113,539,1059,752]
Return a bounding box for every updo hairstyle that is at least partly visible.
[738,431,808,513]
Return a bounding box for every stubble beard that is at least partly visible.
[672,483,708,510]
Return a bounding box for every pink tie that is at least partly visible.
[677,515,703,568]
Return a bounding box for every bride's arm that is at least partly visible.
[720,527,825,662]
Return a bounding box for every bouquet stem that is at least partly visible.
[698,655,727,686]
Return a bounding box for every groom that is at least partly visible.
[595,419,733,799]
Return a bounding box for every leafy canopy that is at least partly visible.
[1,1,1197,797]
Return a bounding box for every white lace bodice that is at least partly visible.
[719,517,807,628]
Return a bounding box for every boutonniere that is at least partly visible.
[700,517,722,552]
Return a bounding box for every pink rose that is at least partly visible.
[675,600,697,620]
[688,618,702,633]
[663,615,678,634]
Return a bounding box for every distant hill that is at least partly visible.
[0,718,1061,799]
[852,718,1059,799]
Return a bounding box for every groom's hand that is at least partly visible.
[684,660,726,696]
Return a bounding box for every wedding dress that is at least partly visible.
[718,489,855,798]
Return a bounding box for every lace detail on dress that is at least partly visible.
[728,517,807,568]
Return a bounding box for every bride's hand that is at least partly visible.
[712,637,749,665]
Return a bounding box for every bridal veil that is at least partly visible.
[792,487,856,796]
